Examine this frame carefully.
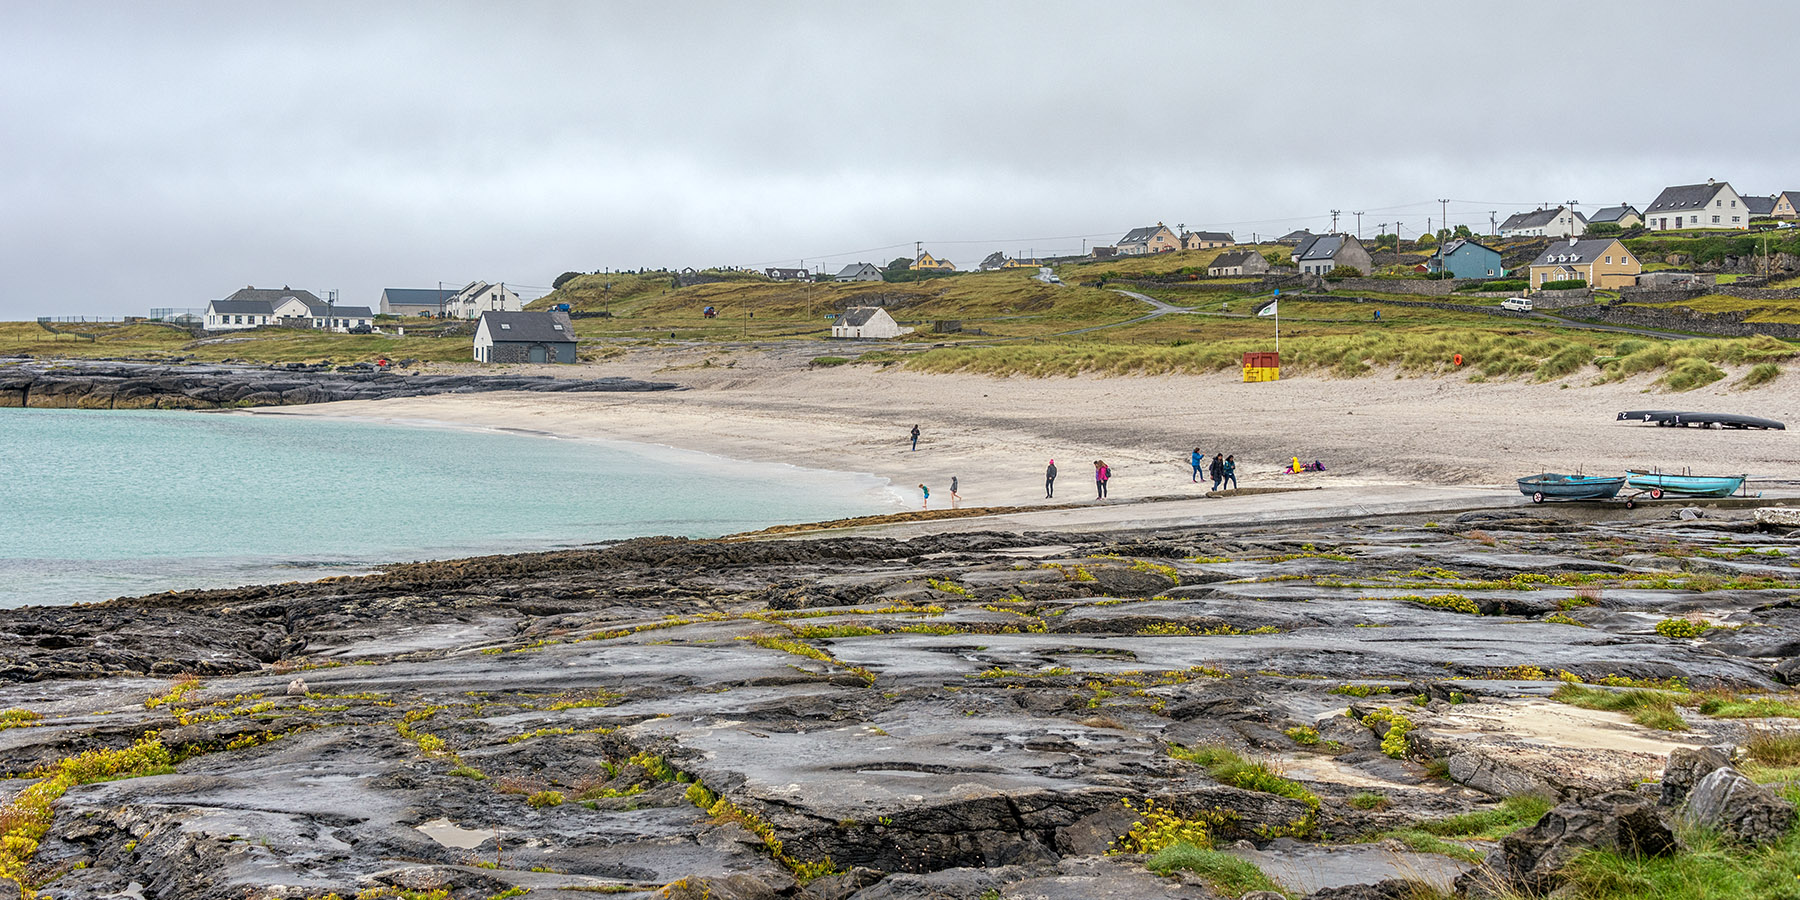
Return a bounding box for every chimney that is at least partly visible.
[1707,178,1716,186]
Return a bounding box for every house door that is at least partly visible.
[529,345,548,363]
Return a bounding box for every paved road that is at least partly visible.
[1530,312,1701,341]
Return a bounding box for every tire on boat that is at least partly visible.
[1651,488,1664,500]
[1532,491,1545,504]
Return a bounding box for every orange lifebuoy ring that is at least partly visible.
[1453,354,1463,366]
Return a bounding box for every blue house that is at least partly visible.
[1426,238,1506,279]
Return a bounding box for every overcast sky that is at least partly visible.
[2,1,1794,318]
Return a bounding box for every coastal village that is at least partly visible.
[126,178,1800,369]
[15,6,1800,898]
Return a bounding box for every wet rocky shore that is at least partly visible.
[0,359,678,409]
[4,508,1800,899]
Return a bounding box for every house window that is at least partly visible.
[1733,216,1740,223]
[1713,216,1720,224]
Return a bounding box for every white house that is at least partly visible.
[1498,206,1586,239]
[831,307,910,339]
[203,287,320,331]
[1644,179,1749,231]
[270,296,374,332]
[444,281,524,319]
[1116,223,1179,255]
[833,262,884,282]
[474,310,578,363]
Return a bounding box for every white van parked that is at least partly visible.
[1501,297,1533,312]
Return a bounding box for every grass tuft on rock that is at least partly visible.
[1146,841,1286,896]
[1551,683,1690,731]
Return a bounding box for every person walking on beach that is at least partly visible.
[1045,460,1057,498]
[919,483,930,509]
[949,475,960,508]
[1094,460,1110,499]
[1223,455,1238,490]
[1190,447,1203,483]
[1208,453,1225,491]
[910,424,920,451]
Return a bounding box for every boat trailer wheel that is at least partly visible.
[1650,488,1664,500]
[1625,498,1636,509]
[1532,491,1545,504]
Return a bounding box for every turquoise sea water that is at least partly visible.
[0,408,900,607]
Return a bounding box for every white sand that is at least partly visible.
[271,346,1800,515]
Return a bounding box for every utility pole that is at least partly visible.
[1353,211,1365,240]
[1395,221,1406,244]
[1566,200,1581,239]
[1438,199,1450,235]
[1378,223,1389,251]
[1489,211,1498,237]
[1330,209,1341,232]
[914,241,922,264]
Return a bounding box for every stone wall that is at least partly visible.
[1527,288,1594,309]
[1555,305,1800,339]
[1300,295,1537,320]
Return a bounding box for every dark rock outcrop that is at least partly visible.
[1660,745,1734,806]
[0,359,678,410]
[1457,791,1680,898]
[1681,767,1796,846]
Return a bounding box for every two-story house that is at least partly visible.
[1499,206,1586,239]
[1774,192,1800,220]
[1426,239,1506,279]
[1116,224,1179,255]
[1527,238,1641,290]
[909,251,956,271]
[444,281,524,320]
[1644,179,1749,231]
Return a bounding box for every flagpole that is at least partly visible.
[1275,296,1280,354]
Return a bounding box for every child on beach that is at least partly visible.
[949,476,960,508]
[919,483,929,509]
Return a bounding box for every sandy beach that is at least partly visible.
[272,346,1800,516]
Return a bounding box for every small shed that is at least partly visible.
[474,311,578,363]
[831,307,910,340]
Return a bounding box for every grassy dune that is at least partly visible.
[900,328,1798,385]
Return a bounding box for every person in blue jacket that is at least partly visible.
[1190,447,1203,482]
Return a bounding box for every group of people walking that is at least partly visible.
[909,425,1240,510]
[1191,448,1237,491]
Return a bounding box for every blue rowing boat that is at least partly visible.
[1625,470,1746,498]
[1518,473,1626,503]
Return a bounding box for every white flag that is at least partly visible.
[1258,301,1278,317]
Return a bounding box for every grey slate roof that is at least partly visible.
[1781,191,1800,209]
[224,286,322,306]
[1276,229,1314,244]
[1291,233,1324,259]
[313,305,374,319]
[1529,239,1621,267]
[1185,231,1233,242]
[1646,182,1731,214]
[1119,225,1170,244]
[480,311,577,343]
[1587,205,1640,224]
[1210,250,1260,268]
[1437,238,1500,259]
[1296,235,1347,261]
[839,307,884,327]
[1744,195,1778,217]
[835,263,882,279]
[209,299,274,315]
[382,288,448,306]
[1500,208,1572,231]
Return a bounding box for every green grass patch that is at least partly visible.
[1169,744,1320,835]
[1661,357,1727,391]
[1739,362,1782,388]
[1696,695,1800,719]
[1146,842,1286,896]
[1348,791,1390,811]
[1552,683,1690,731]
[1559,825,1800,900]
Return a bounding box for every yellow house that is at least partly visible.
[999,257,1042,268]
[1775,191,1800,220]
[909,250,956,271]
[1527,238,1641,290]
